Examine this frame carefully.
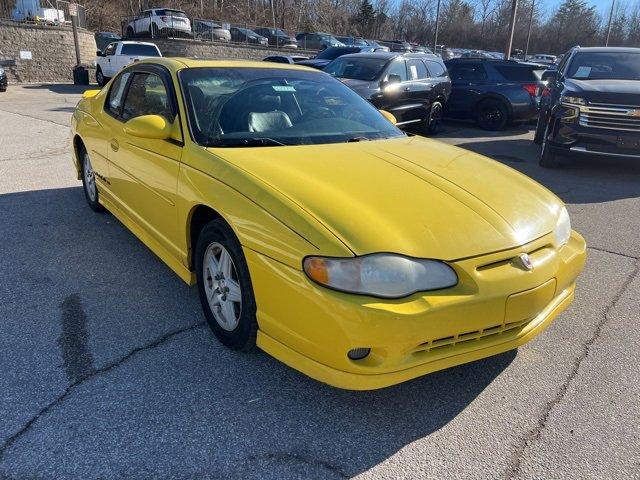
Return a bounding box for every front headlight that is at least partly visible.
[561,95,586,106]
[554,206,571,247]
[303,253,458,298]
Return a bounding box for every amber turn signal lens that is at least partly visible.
[303,257,329,284]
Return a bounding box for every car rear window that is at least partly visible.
[121,44,160,57]
[493,65,537,81]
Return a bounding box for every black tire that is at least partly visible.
[475,98,509,131]
[424,100,444,135]
[126,26,134,38]
[533,109,547,145]
[195,219,258,352]
[95,67,107,87]
[539,121,562,168]
[80,147,104,212]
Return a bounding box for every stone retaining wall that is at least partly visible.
[0,21,96,83]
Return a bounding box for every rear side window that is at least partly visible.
[106,72,131,117]
[448,63,487,82]
[494,65,537,81]
[121,73,172,122]
[120,44,160,57]
[407,59,429,80]
[385,59,408,81]
[425,60,447,77]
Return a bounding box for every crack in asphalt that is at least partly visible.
[587,245,639,260]
[244,452,349,479]
[0,321,206,464]
[0,107,70,127]
[503,257,640,479]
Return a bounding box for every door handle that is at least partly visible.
[110,139,119,152]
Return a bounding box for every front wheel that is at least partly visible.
[95,67,107,87]
[195,219,258,351]
[424,101,443,135]
[81,149,104,212]
[533,109,547,144]
[539,122,562,168]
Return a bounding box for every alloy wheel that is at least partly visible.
[83,152,97,202]
[203,242,242,331]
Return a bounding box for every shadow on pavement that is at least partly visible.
[22,84,99,94]
[0,186,514,479]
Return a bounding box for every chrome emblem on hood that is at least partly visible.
[515,253,534,271]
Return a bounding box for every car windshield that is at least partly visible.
[316,47,357,60]
[179,67,403,147]
[325,57,388,81]
[567,52,640,80]
[274,29,288,36]
[157,9,187,17]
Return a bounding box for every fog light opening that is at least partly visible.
[347,348,371,360]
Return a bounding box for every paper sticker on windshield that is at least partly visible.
[273,85,296,92]
[574,66,591,78]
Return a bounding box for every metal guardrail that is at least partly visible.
[0,0,86,29]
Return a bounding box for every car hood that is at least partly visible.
[210,136,562,260]
[297,59,332,69]
[565,79,640,104]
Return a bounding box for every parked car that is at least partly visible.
[95,41,162,87]
[325,52,451,134]
[124,9,191,38]
[95,32,122,52]
[295,32,344,51]
[534,46,640,167]
[444,58,545,130]
[379,40,412,52]
[193,20,231,42]
[230,27,268,46]
[529,54,557,65]
[296,46,375,69]
[254,28,297,48]
[71,57,585,390]
[0,66,7,92]
[335,36,369,47]
[263,55,309,64]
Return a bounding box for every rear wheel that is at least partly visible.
[424,100,443,135]
[126,26,134,38]
[475,98,509,131]
[195,219,258,351]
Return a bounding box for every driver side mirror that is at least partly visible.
[541,70,558,83]
[96,50,105,57]
[381,73,402,89]
[124,115,172,140]
[379,110,397,125]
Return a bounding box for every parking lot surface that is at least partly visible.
[0,85,639,480]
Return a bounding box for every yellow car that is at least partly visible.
[71,58,586,390]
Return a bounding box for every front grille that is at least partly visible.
[579,102,640,132]
[411,317,533,355]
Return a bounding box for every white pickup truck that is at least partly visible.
[95,41,162,86]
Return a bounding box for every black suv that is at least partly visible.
[296,46,376,70]
[535,46,640,167]
[324,52,451,134]
[444,58,545,130]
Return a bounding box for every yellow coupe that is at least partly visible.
[71,58,586,390]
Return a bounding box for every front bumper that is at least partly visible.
[245,231,587,390]
[549,113,640,159]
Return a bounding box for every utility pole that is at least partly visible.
[524,0,535,58]
[433,0,441,53]
[504,0,518,60]
[605,0,616,46]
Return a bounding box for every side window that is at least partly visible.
[121,73,172,122]
[557,50,573,75]
[449,64,487,82]
[106,71,131,117]
[426,60,447,77]
[385,60,408,81]
[104,43,116,56]
[407,59,429,80]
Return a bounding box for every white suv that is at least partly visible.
[125,9,192,38]
[95,41,162,86]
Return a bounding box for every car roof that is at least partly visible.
[575,46,640,53]
[119,41,158,46]
[136,57,319,72]
[334,51,438,61]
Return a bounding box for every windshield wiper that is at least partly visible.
[213,137,288,147]
[346,136,371,142]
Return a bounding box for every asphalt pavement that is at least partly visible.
[0,85,638,480]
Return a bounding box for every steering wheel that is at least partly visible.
[300,107,336,122]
